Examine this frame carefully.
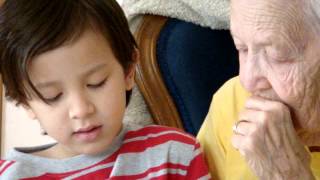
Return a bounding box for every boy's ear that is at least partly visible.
[22,105,37,120]
[125,48,139,90]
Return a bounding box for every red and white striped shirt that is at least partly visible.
[1,125,211,179]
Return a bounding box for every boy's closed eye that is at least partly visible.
[87,78,107,88]
[42,77,108,103]
[44,93,63,103]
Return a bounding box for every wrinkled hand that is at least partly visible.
[231,96,314,180]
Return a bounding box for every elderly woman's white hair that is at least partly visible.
[305,0,320,35]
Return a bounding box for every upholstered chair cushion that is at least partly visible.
[157,18,239,135]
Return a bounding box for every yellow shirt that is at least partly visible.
[197,77,320,180]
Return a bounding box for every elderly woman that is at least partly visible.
[197,0,320,179]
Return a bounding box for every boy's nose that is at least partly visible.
[68,94,95,120]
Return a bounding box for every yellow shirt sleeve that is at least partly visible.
[198,76,249,179]
[197,95,226,180]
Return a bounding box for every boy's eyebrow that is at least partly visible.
[83,63,108,77]
[35,63,108,89]
[35,81,59,89]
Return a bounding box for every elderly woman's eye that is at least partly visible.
[268,51,289,63]
[87,78,107,88]
[238,48,248,54]
[266,47,288,61]
[235,44,248,53]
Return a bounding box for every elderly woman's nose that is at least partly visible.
[239,54,269,93]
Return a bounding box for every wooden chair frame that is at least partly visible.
[134,15,184,130]
[0,0,4,157]
[0,78,3,156]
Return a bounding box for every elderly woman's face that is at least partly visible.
[230,0,320,135]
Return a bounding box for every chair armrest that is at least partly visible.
[134,15,184,130]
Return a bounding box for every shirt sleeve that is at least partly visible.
[197,94,227,180]
[185,141,212,180]
[0,159,15,177]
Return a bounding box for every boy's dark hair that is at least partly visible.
[0,0,137,106]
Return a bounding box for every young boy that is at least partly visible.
[0,0,210,179]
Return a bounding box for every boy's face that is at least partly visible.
[25,29,135,158]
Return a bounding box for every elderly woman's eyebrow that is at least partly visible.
[230,30,235,37]
[230,29,240,39]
